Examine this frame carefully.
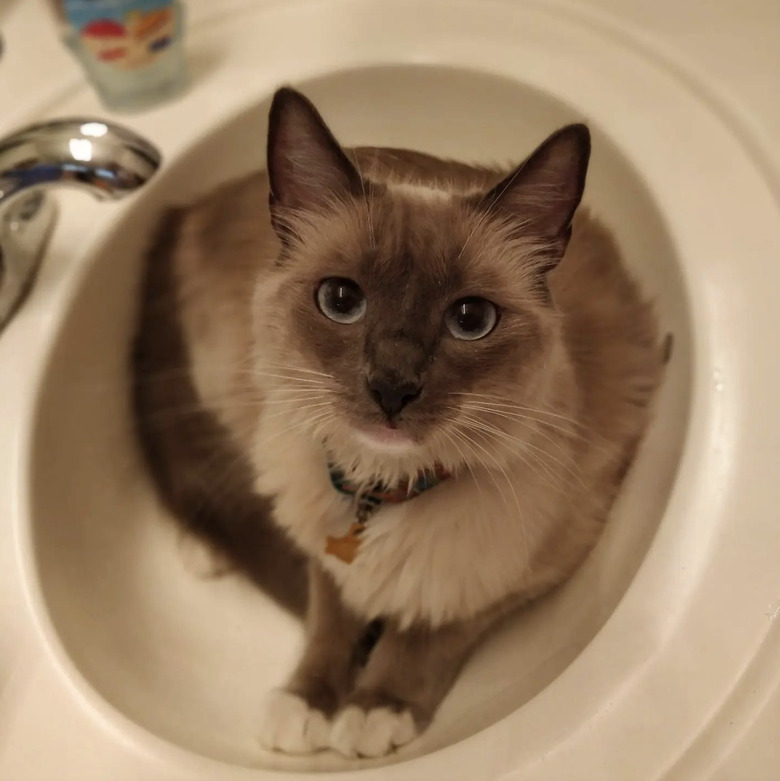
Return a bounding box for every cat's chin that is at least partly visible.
[351,424,419,455]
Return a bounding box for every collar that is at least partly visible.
[324,459,451,564]
[327,461,451,513]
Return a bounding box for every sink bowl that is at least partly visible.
[9,0,780,778]
[23,65,690,770]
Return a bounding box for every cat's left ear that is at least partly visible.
[267,87,361,240]
[483,124,591,267]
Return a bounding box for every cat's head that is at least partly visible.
[254,87,590,484]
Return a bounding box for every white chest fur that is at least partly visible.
[252,429,566,629]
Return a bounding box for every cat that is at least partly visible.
[132,86,663,759]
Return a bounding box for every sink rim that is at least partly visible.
[6,0,780,778]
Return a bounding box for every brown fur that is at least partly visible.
[133,206,307,614]
[132,88,663,757]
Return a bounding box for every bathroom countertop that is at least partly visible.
[2,0,780,166]
[0,1,778,779]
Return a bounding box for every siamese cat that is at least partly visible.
[133,87,662,758]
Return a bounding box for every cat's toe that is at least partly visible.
[330,705,418,758]
[329,706,365,758]
[258,690,330,754]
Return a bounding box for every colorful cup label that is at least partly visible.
[64,0,179,71]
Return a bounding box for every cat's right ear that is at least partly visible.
[267,87,361,241]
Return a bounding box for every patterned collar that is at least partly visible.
[325,461,451,564]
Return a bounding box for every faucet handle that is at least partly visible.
[0,119,161,333]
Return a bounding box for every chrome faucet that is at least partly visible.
[0,119,161,333]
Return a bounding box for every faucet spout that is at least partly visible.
[0,119,161,332]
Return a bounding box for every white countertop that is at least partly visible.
[3,0,779,179]
[0,1,778,778]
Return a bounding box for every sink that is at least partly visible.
[22,65,689,770]
[4,0,780,778]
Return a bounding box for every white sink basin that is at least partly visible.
[3,1,780,779]
[23,65,690,770]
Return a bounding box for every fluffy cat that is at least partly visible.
[133,87,662,759]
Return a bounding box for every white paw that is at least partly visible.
[330,705,418,758]
[177,531,233,578]
[258,690,331,755]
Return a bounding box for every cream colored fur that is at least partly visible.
[135,95,662,757]
[169,154,659,631]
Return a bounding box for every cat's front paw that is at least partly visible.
[258,690,331,754]
[329,705,418,758]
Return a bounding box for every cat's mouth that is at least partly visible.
[352,423,418,453]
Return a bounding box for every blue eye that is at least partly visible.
[445,297,498,340]
[316,278,366,324]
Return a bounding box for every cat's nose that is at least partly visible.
[367,376,422,418]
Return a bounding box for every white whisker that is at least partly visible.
[441,427,483,503]
[349,150,375,248]
[253,372,329,386]
[260,393,330,406]
[452,424,531,569]
[262,364,334,379]
[459,412,590,494]
[261,401,334,423]
[457,414,560,490]
[458,403,583,440]
[452,392,584,428]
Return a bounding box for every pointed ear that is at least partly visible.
[266,87,361,237]
[483,124,591,265]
